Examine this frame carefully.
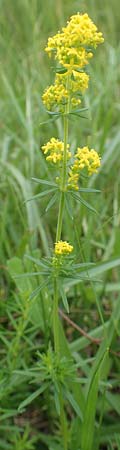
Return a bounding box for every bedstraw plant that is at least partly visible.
[28,12,105,450]
[1,4,120,450]
[6,11,117,450]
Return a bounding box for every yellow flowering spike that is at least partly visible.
[68,171,79,190]
[46,34,92,69]
[71,98,81,108]
[45,13,104,69]
[42,71,89,112]
[65,14,104,48]
[55,241,73,255]
[71,71,89,93]
[75,147,101,175]
[41,138,71,164]
[57,71,89,95]
[58,47,93,70]
[42,80,68,111]
[68,147,101,189]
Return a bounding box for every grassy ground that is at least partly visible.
[0,1,120,449]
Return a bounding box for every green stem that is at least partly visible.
[56,77,70,243]
[61,104,69,190]
[56,191,64,242]
[53,279,68,449]
[53,277,59,354]
[59,385,68,450]
[53,76,70,450]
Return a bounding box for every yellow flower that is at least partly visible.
[64,13,104,48]
[71,71,89,92]
[68,171,79,190]
[57,46,93,70]
[55,241,73,255]
[42,71,89,112]
[57,70,89,94]
[41,137,71,164]
[42,80,68,111]
[75,146,101,174]
[45,13,104,69]
[68,146,101,189]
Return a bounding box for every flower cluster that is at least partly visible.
[68,146,101,189]
[41,138,101,185]
[45,13,104,69]
[43,13,104,115]
[41,138,71,164]
[41,14,102,186]
[42,76,68,111]
[42,71,89,111]
[43,13,103,114]
[70,71,89,93]
[55,241,73,256]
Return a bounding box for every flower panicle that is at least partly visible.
[74,146,101,174]
[55,241,73,256]
[41,139,101,188]
[41,138,71,164]
[41,13,102,187]
[45,13,104,69]
[68,146,101,189]
[42,71,89,112]
[43,14,103,114]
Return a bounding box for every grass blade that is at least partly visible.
[18,383,48,412]
[81,348,108,450]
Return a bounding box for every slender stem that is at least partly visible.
[59,386,68,450]
[53,76,70,450]
[61,105,69,190]
[53,277,59,354]
[53,278,68,449]
[56,191,64,242]
[55,77,70,243]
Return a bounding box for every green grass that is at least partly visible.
[0,1,120,449]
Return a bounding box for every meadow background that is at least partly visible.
[0,0,120,449]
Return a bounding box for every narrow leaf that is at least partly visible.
[65,196,74,220]
[73,263,94,269]
[31,177,57,187]
[60,286,69,313]
[66,390,83,420]
[78,188,101,193]
[106,392,120,415]
[81,349,108,450]
[25,254,50,269]
[39,116,59,125]
[26,188,56,202]
[56,67,67,74]
[18,383,47,411]
[14,271,49,278]
[69,107,88,115]
[46,110,62,116]
[45,192,58,212]
[72,193,97,214]
[30,278,50,299]
[80,258,120,278]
